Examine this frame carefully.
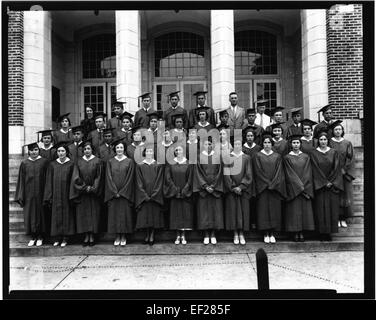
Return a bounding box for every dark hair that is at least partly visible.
[84,105,94,119]
[197,110,208,120]
[83,141,95,154]
[229,92,237,97]
[333,124,345,137]
[112,141,125,153]
[60,117,71,126]
[262,135,274,146]
[317,131,329,140]
[56,144,70,156]
[289,137,302,147]
[142,145,154,158]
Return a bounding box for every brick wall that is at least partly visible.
[8,11,24,126]
[326,4,363,119]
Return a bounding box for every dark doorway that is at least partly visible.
[52,86,60,129]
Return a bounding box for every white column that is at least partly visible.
[301,10,328,121]
[23,11,52,147]
[116,10,141,114]
[210,10,235,112]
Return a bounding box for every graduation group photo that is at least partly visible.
[5,3,369,296]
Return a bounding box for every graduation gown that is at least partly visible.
[253,151,287,231]
[39,145,57,162]
[265,123,288,139]
[310,148,344,234]
[193,151,224,230]
[164,106,189,130]
[313,121,333,139]
[54,129,73,144]
[70,156,103,234]
[107,116,122,130]
[43,159,75,236]
[68,142,84,163]
[195,123,216,132]
[87,129,104,154]
[81,118,96,139]
[272,138,289,156]
[241,123,264,146]
[223,153,253,231]
[300,137,318,155]
[135,161,165,229]
[104,157,135,234]
[242,143,262,159]
[126,142,145,163]
[115,128,133,147]
[164,161,194,230]
[283,152,315,232]
[134,107,154,128]
[188,107,216,128]
[98,143,116,163]
[15,157,50,235]
[329,138,355,215]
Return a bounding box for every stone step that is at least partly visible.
[9,238,364,257]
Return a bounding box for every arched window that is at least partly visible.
[154,32,205,77]
[235,30,277,75]
[82,34,116,78]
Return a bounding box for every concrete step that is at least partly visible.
[9,238,364,257]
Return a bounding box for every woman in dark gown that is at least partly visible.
[164,145,194,245]
[135,145,165,245]
[38,130,56,161]
[105,139,135,246]
[223,139,253,245]
[114,111,134,148]
[193,138,224,245]
[242,128,262,229]
[194,107,215,132]
[70,141,103,246]
[253,134,286,244]
[300,119,318,155]
[329,121,355,228]
[43,142,75,247]
[283,135,315,242]
[271,123,288,156]
[310,131,343,241]
[80,105,97,139]
[126,126,145,163]
[54,113,74,144]
[15,142,50,246]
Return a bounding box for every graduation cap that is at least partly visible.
[120,111,134,121]
[103,128,115,135]
[71,125,84,134]
[139,92,151,100]
[110,137,126,148]
[317,104,332,114]
[254,99,269,107]
[56,113,71,123]
[271,106,284,115]
[131,125,143,135]
[24,142,39,151]
[146,110,163,120]
[290,107,303,116]
[112,98,126,109]
[218,109,229,118]
[328,119,343,131]
[54,141,70,153]
[94,111,107,120]
[288,134,303,142]
[171,111,185,123]
[300,119,317,128]
[270,122,286,131]
[246,108,257,116]
[37,129,54,137]
[168,91,180,100]
[193,91,208,97]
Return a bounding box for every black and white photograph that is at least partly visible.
[2,0,374,301]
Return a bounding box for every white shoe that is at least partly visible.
[53,241,60,247]
[239,235,246,245]
[120,240,126,246]
[203,237,210,245]
[270,235,276,243]
[233,236,239,245]
[264,235,270,243]
[175,236,181,245]
[338,221,341,227]
[27,239,36,247]
[36,239,43,247]
[60,240,67,247]
[181,236,187,245]
[341,220,348,228]
[211,237,217,245]
[114,240,120,246]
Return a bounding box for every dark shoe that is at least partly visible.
[82,241,89,247]
[89,241,95,247]
[143,239,149,245]
[293,233,299,242]
[149,240,154,246]
[299,233,305,242]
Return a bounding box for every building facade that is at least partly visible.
[7,6,363,154]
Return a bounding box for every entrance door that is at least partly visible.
[153,81,207,111]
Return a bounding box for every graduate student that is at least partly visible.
[54,113,73,144]
[38,130,56,161]
[43,142,75,247]
[126,126,145,162]
[81,105,97,139]
[98,128,116,162]
[134,92,154,128]
[300,119,318,155]
[253,134,286,243]
[70,140,103,246]
[328,120,355,228]
[164,91,189,130]
[265,106,288,139]
[115,111,134,147]
[164,144,194,245]
[271,123,289,156]
[104,138,135,246]
[194,106,215,132]
[241,108,264,146]
[193,137,224,245]
[223,139,253,245]
[310,131,343,241]
[87,112,107,152]
[170,112,188,144]
[283,135,315,242]
[286,107,303,139]
[15,142,50,247]
[135,145,165,245]
[68,125,85,163]
[108,99,126,130]
[188,91,216,128]
[313,104,334,139]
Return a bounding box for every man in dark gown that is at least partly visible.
[188,91,216,128]
[134,92,154,128]
[107,99,126,130]
[313,104,334,139]
[163,91,189,130]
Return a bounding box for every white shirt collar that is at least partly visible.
[143,107,150,112]
[243,142,256,149]
[28,156,42,161]
[289,151,303,156]
[56,157,70,164]
[295,123,301,127]
[74,141,83,146]
[331,137,344,142]
[148,127,158,132]
[198,121,209,127]
[83,154,95,161]
[132,141,145,147]
[316,147,331,154]
[272,137,283,142]
[202,150,215,156]
[173,157,187,164]
[231,151,244,157]
[162,141,173,147]
[40,144,53,150]
[174,128,184,132]
[187,139,198,144]
[301,136,312,141]
[115,155,127,161]
[60,128,70,133]
[261,149,274,156]
[121,127,131,132]
[142,159,156,165]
